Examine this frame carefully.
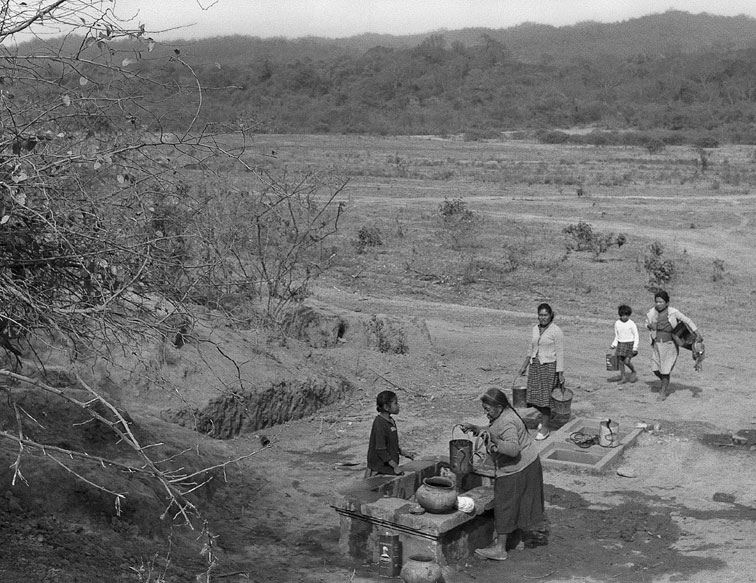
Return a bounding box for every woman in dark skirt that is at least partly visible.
[518,303,564,440]
[461,387,546,561]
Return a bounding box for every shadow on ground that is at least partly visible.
[444,485,731,583]
[644,380,704,399]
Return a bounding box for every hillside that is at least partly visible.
[175,11,756,64]
[14,11,756,139]
[99,11,756,139]
[3,135,756,582]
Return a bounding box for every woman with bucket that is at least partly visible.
[460,387,546,561]
[518,303,564,441]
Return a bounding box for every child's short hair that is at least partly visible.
[376,390,397,412]
[618,304,632,317]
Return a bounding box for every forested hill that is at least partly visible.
[176,10,756,66]
[26,10,756,143]
[315,10,756,63]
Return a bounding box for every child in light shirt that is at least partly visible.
[610,304,639,383]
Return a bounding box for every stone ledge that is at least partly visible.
[333,458,497,567]
[335,484,494,537]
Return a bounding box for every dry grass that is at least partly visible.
[223,135,753,330]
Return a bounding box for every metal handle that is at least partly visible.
[451,423,469,440]
[472,433,490,463]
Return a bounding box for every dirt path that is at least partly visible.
[209,287,756,583]
[5,137,756,583]
[181,140,756,582]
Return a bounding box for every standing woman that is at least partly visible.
[645,290,703,401]
[460,387,545,561]
[518,303,564,441]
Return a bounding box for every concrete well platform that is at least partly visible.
[332,459,496,569]
[539,417,643,473]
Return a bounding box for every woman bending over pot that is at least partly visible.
[460,387,545,561]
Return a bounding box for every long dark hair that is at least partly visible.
[479,387,526,425]
[481,387,511,410]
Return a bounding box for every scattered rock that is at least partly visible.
[732,429,756,446]
[616,466,637,478]
[712,492,736,503]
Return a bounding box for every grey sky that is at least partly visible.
[114,0,756,40]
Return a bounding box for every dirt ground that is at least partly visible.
[4,287,754,583]
[249,287,756,583]
[3,137,756,582]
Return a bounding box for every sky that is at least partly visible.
[113,0,756,40]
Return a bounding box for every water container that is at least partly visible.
[378,533,401,577]
[598,419,619,447]
[512,381,528,408]
[449,425,473,475]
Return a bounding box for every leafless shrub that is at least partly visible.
[0,1,347,530]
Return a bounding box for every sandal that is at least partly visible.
[535,431,550,441]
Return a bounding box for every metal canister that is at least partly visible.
[378,533,401,578]
[449,424,473,474]
[512,380,528,409]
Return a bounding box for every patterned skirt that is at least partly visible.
[615,341,634,358]
[526,359,557,408]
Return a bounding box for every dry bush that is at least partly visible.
[0,1,347,535]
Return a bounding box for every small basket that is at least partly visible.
[605,353,619,371]
[550,382,573,416]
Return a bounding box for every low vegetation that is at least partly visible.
[644,241,677,289]
[562,221,628,261]
[0,0,350,539]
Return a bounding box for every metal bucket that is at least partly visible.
[550,383,573,417]
[449,424,473,475]
[512,383,528,409]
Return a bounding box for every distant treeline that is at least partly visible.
[193,35,756,144]
[24,10,756,144]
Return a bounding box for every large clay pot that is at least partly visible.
[414,475,457,513]
[400,555,443,583]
